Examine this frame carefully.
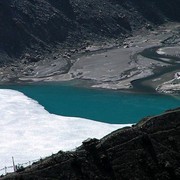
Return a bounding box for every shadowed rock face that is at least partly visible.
[1,0,180,63]
[2,108,180,180]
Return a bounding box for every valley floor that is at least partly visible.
[1,23,180,94]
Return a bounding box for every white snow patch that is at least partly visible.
[0,89,130,170]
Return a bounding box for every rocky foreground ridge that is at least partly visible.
[2,108,180,180]
[1,0,180,64]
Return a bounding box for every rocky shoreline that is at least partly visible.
[1,23,180,94]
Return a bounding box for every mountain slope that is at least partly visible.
[2,108,180,179]
[1,0,180,64]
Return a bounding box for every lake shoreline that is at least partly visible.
[1,23,180,94]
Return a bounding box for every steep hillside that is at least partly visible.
[2,108,180,179]
[1,0,180,64]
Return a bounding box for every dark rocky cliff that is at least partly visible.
[2,108,180,180]
[1,0,180,64]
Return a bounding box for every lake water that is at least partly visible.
[1,83,180,124]
[0,83,180,171]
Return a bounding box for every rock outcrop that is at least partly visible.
[2,108,180,180]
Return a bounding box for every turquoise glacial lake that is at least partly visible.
[1,83,180,124]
